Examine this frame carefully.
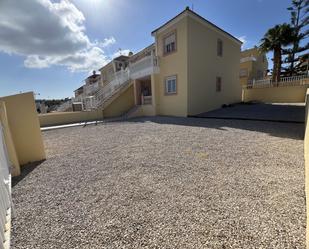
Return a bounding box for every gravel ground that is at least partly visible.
[11,117,305,248]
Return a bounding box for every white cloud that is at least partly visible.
[99,37,116,48]
[24,47,109,72]
[0,0,115,72]
[113,49,131,58]
[237,36,247,49]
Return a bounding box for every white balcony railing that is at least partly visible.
[92,68,131,109]
[130,55,159,80]
[65,55,160,111]
[84,81,100,95]
[0,123,12,249]
[141,96,152,105]
[240,56,257,63]
[245,75,309,89]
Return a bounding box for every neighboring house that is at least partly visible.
[74,86,84,98]
[73,71,101,98]
[83,71,102,96]
[99,55,130,87]
[63,7,243,117]
[59,71,102,112]
[240,47,268,86]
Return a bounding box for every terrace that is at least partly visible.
[12,115,305,248]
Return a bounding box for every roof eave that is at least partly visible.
[151,9,242,45]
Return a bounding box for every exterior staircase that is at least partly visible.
[58,54,159,114]
[92,69,132,110]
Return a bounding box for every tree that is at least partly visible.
[260,24,294,83]
[283,0,309,75]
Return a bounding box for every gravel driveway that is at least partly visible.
[11,117,305,248]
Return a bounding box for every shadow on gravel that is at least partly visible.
[195,103,305,123]
[125,116,305,140]
[12,160,45,188]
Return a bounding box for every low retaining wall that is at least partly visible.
[39,110,103,127]
[243,85,308,103]
[0,92,45,172]
[39,85,135,127]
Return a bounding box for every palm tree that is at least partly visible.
[259,24,294,83]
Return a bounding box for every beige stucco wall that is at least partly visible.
[0,102,20,176]
[153,17,188,117]
[0,92,46,166]
[39,110,103,127]
[187,16,242,115]
[103,84,135,118]
[240,60,254,85]
[100,62,115,87]
[243,85,308,103]
[240,47,268,86]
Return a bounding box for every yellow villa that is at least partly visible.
[240,47,268,86]
[58,7,243,119]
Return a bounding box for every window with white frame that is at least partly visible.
[240,68,248,78]
[217,39,223,57]
[216,77,222,92]
[165,75,177,94]
[163,32,176,55]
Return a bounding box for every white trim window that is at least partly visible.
[165,75,177,94]
[164,32,176,55]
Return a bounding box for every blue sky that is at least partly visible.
[0,0,292,99]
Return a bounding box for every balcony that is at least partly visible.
[84,81,100,96]
[129,55,159,80]
[240,56,257,63]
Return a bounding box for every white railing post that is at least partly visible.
[246,74,308,89]
[91,55,160,109]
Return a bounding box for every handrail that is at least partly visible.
[92,68,130,109]
[62,55,160,111]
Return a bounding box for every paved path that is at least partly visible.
[196,103,305,123]
[11,117,305,248]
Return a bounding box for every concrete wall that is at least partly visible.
[187,15,242,115]
[0,92,46,167]
[39,110,103,127]
[103,84,135,118]
[243,85,308,103]
[304,88,309,248]
[39,85,134,127]
[153,17,189,117]
[0,102,20,176]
